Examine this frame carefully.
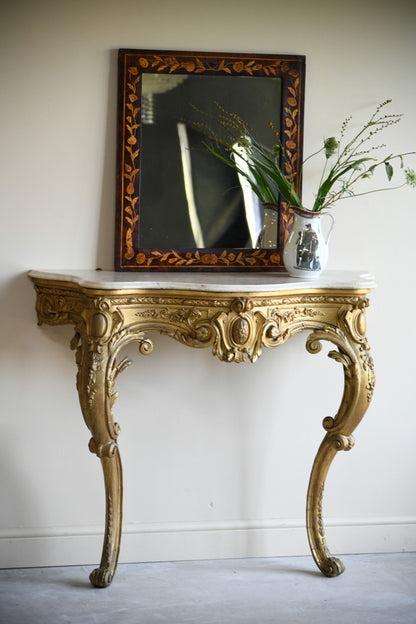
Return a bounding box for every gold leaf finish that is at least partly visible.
[30,275,374,587]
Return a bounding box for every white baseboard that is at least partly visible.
[1,517,415,569]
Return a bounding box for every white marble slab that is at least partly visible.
[28,269,376,292]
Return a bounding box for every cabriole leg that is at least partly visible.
[72,325,124,588]
[72,319,153,587]
[306,434,353,576]
[88,447,123,588]
[305,305,375,576]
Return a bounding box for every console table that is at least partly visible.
[28,269,375,588]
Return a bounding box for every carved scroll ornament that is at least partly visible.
[31,276,374,587]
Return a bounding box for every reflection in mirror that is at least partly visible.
[140,74,282,250]
[116,50,305,271]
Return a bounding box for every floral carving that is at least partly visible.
[35,289,84,325]
[31,274,374,586]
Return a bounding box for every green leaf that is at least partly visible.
[385,161,393,181]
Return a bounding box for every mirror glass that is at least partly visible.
[140,73,281,250]
[115,50,305,271]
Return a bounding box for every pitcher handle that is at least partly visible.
[321,211,335,243]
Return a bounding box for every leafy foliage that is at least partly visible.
[194,100,415,212]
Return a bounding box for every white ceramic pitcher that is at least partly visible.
[283,206,335,279]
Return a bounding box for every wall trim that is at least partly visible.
[1,517,415,569]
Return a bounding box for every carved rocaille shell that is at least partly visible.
[231,317,250,345]
[31,276,374,586]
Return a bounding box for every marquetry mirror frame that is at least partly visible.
[115,49,305,271]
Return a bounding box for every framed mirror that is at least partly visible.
[115,49,305,271]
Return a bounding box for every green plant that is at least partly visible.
[194,100,415,212]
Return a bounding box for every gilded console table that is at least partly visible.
[28,269,375,588]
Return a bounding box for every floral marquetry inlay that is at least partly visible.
[116,49,305,271]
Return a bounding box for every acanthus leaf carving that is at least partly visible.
[30,274,375,585]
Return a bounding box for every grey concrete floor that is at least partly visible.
[0,553,415,624]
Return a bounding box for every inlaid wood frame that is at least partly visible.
[115,49,306,271]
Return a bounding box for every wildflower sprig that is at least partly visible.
[310,99,416,211]
[194,100,415,213]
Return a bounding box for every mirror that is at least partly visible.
[115,49,305,271]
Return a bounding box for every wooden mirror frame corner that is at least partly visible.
[115,49,305,271]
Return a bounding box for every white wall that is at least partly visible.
[1,0,415,569]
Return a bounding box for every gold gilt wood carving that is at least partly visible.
[31,276,374,587]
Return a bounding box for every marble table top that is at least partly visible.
[28,269,376,293]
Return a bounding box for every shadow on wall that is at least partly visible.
[0,272,78,566]
[96,49,118,271]
[0,445,44,567]
[0,272,74,352]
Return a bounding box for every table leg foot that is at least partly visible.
[320,557,345,577]
[89,567,114,588]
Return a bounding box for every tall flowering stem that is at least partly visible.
[195,100,415,213]
[311,99,415,211]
